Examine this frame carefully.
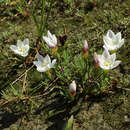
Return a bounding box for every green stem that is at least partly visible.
[40,0,45,37]
[31,10,40,36]
[41,0,54,36]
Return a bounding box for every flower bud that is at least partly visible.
[94,52,99,69]
[69,81,76,97]
[83,40,88,58]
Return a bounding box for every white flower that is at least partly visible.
[103,30,124,51]
[10,39,29,57]
[98,47,121,70]
[69,81,76,97]
[33,53,56,72]
[43,30,57,48]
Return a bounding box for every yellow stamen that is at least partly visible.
[19,47,25,53]
[104,61,110,66]
[103,61,111,72]
[42,63,48,67]
[110,49,117,54]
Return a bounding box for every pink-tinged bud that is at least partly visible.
[69,81,76,97]
[94,52,99,69]
[83,40,88,58]
[83,40,88,51]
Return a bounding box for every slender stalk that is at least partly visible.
[45,0,53,25]
[41,0,54,36]
[31,0,41,37]
[31,10,40,36]
[31,0,54,38]
[40,0,45,37]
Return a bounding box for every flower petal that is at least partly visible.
[111,53,116,62]
[119,39,124,48]
[116,32,121,41]
[17,40,23,47]
[52,34,57,45]
[111,60,121,69]
[10,45,17,52]
[69,81,76,91]
[37,66,49,72]
[102,47,110,59]
[21,52,28,57]
[107,30,115,39]
[94,52,99,65]
[47,30,53,39]
[43,36,55,47]
[36,53,44,62]
[24,45,30,52]
[97,54,105,65]
[97,54,102,61]
[23,38,29,46]
[51,59,56,68]
[44,54,51,64]
[33,61,42,67]
[103,36,113,46]
[83,40,88,50]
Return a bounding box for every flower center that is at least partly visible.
[42,63,48,67]
[109,39,117,45]
[104,61,111,66]
[19,47,25,53]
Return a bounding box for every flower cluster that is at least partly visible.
[10,29,124,97]
[10,31,57,73]
[92,30,124,70]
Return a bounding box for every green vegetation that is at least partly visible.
[0,0,129,129]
